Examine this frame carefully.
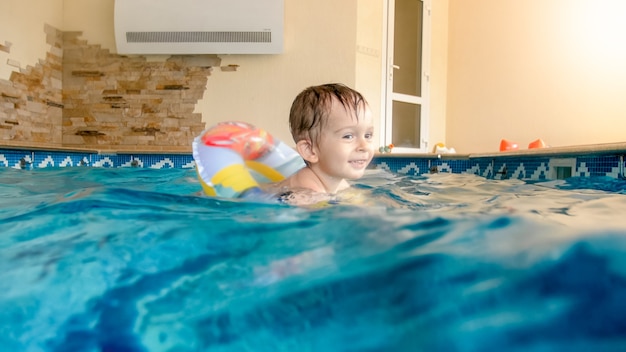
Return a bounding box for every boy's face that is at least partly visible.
[313,99,375,181]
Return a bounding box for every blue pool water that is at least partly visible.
[1,167,626,351]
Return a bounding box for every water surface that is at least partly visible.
[1,167,625,351]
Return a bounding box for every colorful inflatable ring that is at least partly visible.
[192,121,305,198]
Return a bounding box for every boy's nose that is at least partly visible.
[357,138,371,151]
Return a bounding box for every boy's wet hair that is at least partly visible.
[289,83,368,145]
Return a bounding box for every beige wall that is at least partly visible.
[356,1,384,144]
[447,0,626,153]
[429,0,449,150]
[198,1,358,146]
[62,0,117,52]
[0,0,63,79]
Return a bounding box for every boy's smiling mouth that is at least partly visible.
[349,159,369,168]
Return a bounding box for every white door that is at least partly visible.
[383,0,431,153]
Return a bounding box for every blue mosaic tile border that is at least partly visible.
[371,153,626,181]
[1,148,625,180]
[0,149,195,170]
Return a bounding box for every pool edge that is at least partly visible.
[1,143,625,181]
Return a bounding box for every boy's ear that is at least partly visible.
[296,139,319,164]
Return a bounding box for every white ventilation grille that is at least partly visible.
[114,0,284,55]
[126,31,272,44]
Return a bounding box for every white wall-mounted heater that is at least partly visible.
[114,0,284,55]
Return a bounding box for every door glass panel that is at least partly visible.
[391,100,421,148]
[393,0,423,97]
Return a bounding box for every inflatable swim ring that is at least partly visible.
[192,121,305,198]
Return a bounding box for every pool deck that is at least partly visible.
[376,141,626,159]
[0,140,192,154]
[2,141,626,157]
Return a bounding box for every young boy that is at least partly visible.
[267,83,375,205]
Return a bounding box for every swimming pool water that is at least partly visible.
[1,168,626,351]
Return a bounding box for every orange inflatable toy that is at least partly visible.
[528,139,547,149]
[499,139,519,152]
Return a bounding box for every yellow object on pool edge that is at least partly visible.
[192,121,305,199]
[433,142,456,154]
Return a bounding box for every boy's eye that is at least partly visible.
[365,133,373,139]
[342,134,354,140]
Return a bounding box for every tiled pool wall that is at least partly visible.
[1,148,625,181]
[0,149,195,170]
[371,154,625,180]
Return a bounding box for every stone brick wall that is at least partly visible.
[0,25,219,152]
[0,24,63,146]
